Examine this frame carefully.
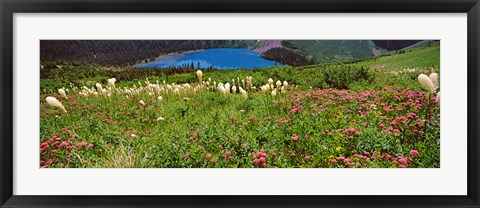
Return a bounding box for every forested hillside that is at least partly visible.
[40,40,433,67]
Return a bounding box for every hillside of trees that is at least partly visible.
[261,47,315,66]
[40,40,432,68]
[40,40,256,66]
[372,40,423,51]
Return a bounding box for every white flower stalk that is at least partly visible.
[107,78,116,88]
[429,73,439,89]
[271,89,277,97]
[240,89,248,99]
[283,81,288,90]
[58,89,67,99]
[268,78,273,85]
[157,117,165,121]
[246,76,253,90]
[418,74,435,93]
[139,100,145,106]
[46,96,66,113]
[436,91,441,103]
[218,86,226,95]
[232,86,237,94]
[95,83,103,92]
[158,96,163,103]
[260,85,268,92]
[268,78,274,89]
[196,70,203,83]
[276,80,282,90]
[225,83,231,93]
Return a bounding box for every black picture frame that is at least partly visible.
[1,0,479,207]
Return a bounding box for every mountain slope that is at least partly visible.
[40,40,432,67]
[40,40,257,66]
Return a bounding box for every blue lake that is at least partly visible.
[136,48,282,69]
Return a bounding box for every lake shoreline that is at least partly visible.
[152,49,205,61]
[135,48,280,69]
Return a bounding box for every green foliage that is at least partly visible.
[357,42,440,70]
[322,64,373,89]
[286,40,377,64]
[39,43,441,168]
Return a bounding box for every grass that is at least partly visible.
[356,42,440,70]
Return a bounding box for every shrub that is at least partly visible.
[323,64,373,89]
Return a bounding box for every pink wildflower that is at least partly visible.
[291,134,299,141]
[77,142,88,147]
[247,116,257,121]
[59,141,69,148]
[398,158,408,164]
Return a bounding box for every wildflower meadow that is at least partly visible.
[40,42,440,168]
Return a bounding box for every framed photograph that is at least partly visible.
[1,0,479,207]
